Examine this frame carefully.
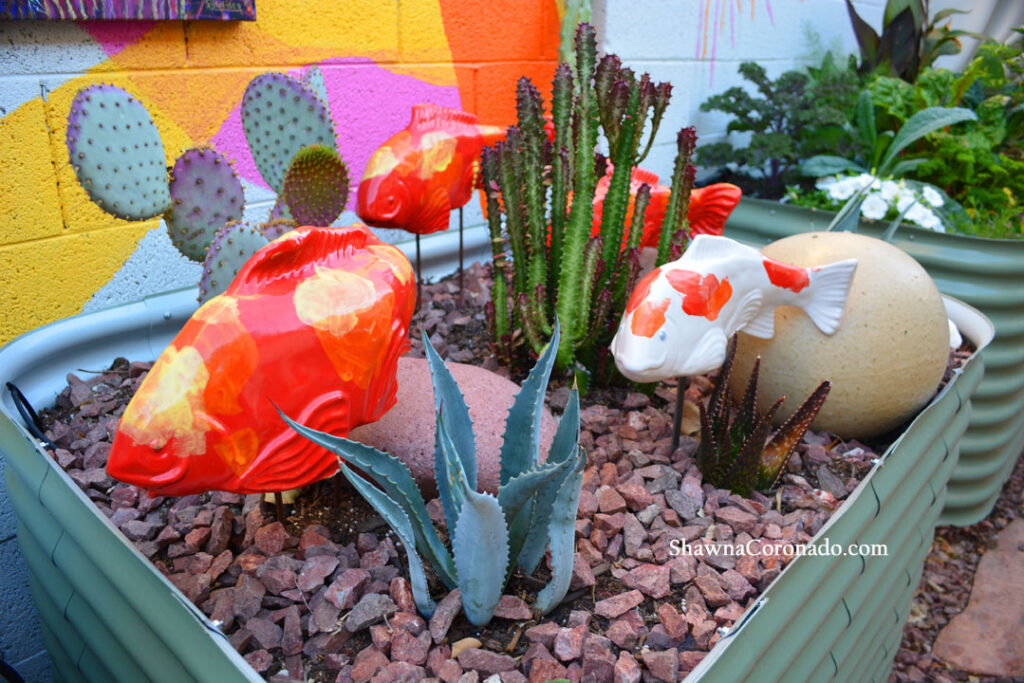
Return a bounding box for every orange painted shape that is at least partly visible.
[666,270,733,321]
[107,225,416,496]
[763,257,810,292]
[626,267,662,315]
[631,297,670,338]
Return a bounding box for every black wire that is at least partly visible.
[0,658,25,683]
[5,382,56,452]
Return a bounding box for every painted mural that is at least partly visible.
[0,0,562,345]
[0,0,255,20]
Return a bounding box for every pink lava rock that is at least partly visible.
[349,357,557,495]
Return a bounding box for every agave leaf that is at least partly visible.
[280,411,457,588]
[452,476,509,626]
[758,381,832,490]
[514,385,581,573]
[423,329,477,490]
[855,90,877,153]
[497,456,578,532]
[436,405,471,535]
[722,397,783,498]
[499,320,561,486]
[337,461,437,618]
[534,447,586,615]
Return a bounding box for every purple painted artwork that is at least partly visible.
[0,0,255,20]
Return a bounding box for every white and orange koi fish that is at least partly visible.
[610,235,858,382]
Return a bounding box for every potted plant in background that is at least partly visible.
[708,3,1024,527]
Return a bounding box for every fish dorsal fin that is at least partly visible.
[725,289,766,337]
[409,104,478,131]
[682,234,754,264]
[632,167,660,187]
[231,226,376,296]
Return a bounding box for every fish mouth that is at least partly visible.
[107,431,191,492]
[356,178,405,226]
[611,330,670,383]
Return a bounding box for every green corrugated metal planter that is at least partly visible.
[0,288,258,683]
[689,296,991,682]
[0,287,991,682]
[724,197,1024,526]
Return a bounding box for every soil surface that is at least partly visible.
[36,261,983,683]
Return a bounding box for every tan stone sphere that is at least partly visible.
[729,231,949,439]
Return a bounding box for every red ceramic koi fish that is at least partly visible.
[106,225,416,496]
[590,165,742,249]
[356,104,505,235]
[611,235,857,381]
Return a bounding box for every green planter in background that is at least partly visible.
[725,197,1024,526]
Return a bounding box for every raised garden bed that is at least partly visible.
[0,262,991,682]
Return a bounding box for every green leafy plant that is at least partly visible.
[698,339,831,498]
[282,323,586,626]
[802,93,976,231]
[696,56,863,198]
[65,68,350,304]
[845,0,977,83]
[482,23,696,380]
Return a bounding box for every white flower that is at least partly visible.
[879,180,903,202]
[826,177,858,200]
[815,176,839,191]
[851,173,881,192]
[860,193,889,220]
[906,203,944,231]
[921,185,944,207]
[896,193,918,214]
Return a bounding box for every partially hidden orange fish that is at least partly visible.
[356,104,505,235]
[611,235,857,381]
[590,165,742,249]
[107,225,416,496]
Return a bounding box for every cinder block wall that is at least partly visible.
[0,1,885,678]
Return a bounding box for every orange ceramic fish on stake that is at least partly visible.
[590,165,742,249]
[356,104,504,303]
[107,225,416,496]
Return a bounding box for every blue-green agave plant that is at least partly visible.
[281,322,585,626]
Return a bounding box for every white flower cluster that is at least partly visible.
[815,173,946,232]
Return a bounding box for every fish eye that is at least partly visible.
[658,330,667,341]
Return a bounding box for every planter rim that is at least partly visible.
[737,196,1024,247]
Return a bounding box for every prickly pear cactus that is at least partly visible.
[268,196,293,222]
[259,217,297,241]
[282,144,349,227]
[198,222,269,304]
[166,147,245,261]
[66,84,171,221]
[240,72,337,194]
[302,66,330,110]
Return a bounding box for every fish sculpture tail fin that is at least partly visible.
[803,258,858,335]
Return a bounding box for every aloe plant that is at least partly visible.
[697,339,831,498]
[482,23,694,382]
[282,323,586,626]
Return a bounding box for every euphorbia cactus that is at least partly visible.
[284,323,585,625]
[481,24,699,381]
